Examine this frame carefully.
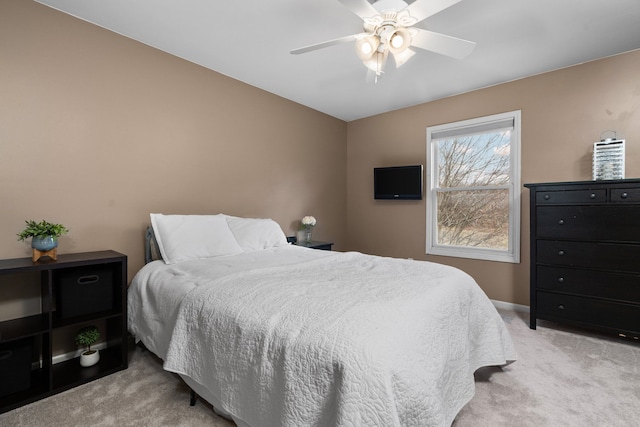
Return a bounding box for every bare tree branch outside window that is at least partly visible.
[435,131,511,249]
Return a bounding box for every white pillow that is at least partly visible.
[225,215,288,251]
[150,214,243,264]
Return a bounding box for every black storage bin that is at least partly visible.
[56,266,114,318]
[0,338,32,397]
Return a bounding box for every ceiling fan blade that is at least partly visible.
[291,33,366,55]
[338,0,380,21]
[406,0,463,24]
[410,28,476,59]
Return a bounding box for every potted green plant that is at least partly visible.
[18,220,69,261]
[17,219,69,251]
[75,325,100,367]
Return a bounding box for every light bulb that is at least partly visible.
[361,42,373,55]
[355,36,380,61]
[388,28,412,54]
[390,34,404,49]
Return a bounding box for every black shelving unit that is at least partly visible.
[0,250,128,413]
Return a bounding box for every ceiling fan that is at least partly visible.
[291,0,475,79]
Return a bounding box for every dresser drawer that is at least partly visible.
[536,189,606,205]
[537,240,640,273]
[537,266,640,303]
[536,206,640,241]
[610,187,640,203]
[537,292,640,334]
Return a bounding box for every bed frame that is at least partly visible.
[143,226,235,416]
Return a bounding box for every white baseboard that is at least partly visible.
[491,299,530,313]
[30,342,109,370]
[52,341,108,365]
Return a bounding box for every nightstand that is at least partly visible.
[288,237,333,251]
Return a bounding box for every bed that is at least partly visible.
[128,214,516,427]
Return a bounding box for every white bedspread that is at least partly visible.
[129,248,516,427]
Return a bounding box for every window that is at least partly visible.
[426,110,521,263]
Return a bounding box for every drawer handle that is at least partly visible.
[557,277,564,283]
[558,250,565,256]
[544,194,550,200]
[621,192,628,199]
[558,304,565,310]
[558,219,565,225]
[590,193,596,199]
[77,275,99,285]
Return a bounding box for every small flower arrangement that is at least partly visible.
[301,216,317,230]
[301,216,316,243]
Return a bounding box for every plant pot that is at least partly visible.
[31,236,58,251]
[80,349,100,367]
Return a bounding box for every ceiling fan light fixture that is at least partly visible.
[390,33,403,49]
[363,50,388,75]
[355,35,380,60]
[388,27,412,53]
[392,47,415,68]
[291,0,476,80]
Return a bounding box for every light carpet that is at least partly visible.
[1,309,638,426]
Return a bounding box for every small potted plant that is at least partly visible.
[17,220,69,261]
[17,219,69,250]
[75,325,100,367]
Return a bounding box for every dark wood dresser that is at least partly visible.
[524,179,640,340]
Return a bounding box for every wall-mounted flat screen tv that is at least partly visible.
[374,165,423,200]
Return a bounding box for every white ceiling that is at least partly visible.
[35,0,640,122]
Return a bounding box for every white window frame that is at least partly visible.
[426,110,521,263]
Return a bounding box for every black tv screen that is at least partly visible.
[374,165,423,200]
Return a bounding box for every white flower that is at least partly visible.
[302,216,316,227]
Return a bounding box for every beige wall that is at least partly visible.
[0,0,347,284]
[2,1,640,311]
[346,49,640,305]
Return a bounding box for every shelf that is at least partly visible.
[0,314,49,342]
[0,367,49,413]
[52,309,122,329]
[52,346,125,392]
[0,251,125,275]
[0,250,127,414]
